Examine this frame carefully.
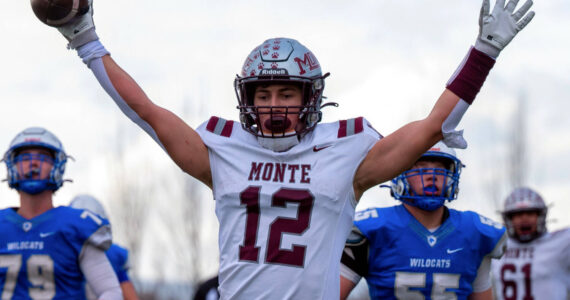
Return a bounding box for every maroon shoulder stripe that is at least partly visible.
[338,117,364,138]
[206,116,233,137]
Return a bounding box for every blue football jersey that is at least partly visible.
[106,244,130,283]
[0,206,111,300]
[348,205,505,300]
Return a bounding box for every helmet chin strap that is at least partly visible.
[257,134,300,152]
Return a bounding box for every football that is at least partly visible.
[30,0,89,27]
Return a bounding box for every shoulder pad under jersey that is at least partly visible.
[346,225,367,246]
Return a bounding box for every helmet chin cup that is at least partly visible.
[401,197,445,211]
[18,180,51,195]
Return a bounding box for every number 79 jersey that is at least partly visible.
[197,116,380,300]
[491,228,570,300]
[0,206,112,300]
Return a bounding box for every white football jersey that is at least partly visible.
[197,116,380,300]
[491,228,570,300]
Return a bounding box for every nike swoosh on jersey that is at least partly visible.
[446,247,463,254]
[313,145,331,152]
[40,232,55,238]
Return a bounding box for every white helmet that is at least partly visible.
[502,187,547,242]
[2,127,68,194]
[234,37,331,139]
[389,141,463,211]
[69,194,108,219]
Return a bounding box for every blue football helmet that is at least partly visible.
[389,141,463,211]
[2,127,69,194]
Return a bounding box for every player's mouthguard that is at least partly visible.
[265,116,291,133]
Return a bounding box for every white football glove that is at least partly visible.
[475,0,535,58]
[57,0,98,49]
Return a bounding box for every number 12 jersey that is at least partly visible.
[196,116,380,300]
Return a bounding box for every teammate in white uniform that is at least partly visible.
[37,0,535,298]
[492,187,570,300]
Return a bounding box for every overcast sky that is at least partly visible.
[1,0,569,281]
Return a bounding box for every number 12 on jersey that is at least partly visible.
[239,186,314,267]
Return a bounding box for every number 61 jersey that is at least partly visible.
[491,228,570,300]
[0,206,111,299]
[197,116,380,300]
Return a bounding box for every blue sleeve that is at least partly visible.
[61,207,113,254]
[106,244,131,283]
[468,211,507,258]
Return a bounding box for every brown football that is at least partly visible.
[30,0,89,27]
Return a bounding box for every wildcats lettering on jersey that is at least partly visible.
[6,241,45,250]
[409,258,451,269]
[248,162,311,184]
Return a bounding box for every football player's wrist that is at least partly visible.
[446,46,496,104]
[77,40,110,67]
[69,28,99,50]
[474,39,500,59]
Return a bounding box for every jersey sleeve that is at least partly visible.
[196,116,238,147]
[62,207,113,254]
[470,211,507,259]
[107,244,131,282]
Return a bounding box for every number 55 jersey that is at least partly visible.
[196,116,380,300]
[341,205,506,299]
[491,228,570,300]
[0,206,111,299]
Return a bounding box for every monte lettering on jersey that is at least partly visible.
[503,246,534,259]
[248,162,311,184]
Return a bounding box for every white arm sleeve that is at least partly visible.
[80,244,123,300]
[471,256,492,293]
[77,40,166,152]
[441,99,470,149]
[340,263,362,284]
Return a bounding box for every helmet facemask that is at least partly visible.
[235,76,327,139]
[502,187,548,243]
[2,127,69,195]
[389,142,463,211]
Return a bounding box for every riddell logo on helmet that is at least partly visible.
[260,69,288,75]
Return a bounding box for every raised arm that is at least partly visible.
[353,0,534,199]
[49,0,212,187]
[99,56,212,187]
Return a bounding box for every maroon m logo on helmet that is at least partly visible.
[294,52,319,75]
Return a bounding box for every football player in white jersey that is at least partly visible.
[38,0,534,298]
[0,127,122,299]
[492,187,570,300]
